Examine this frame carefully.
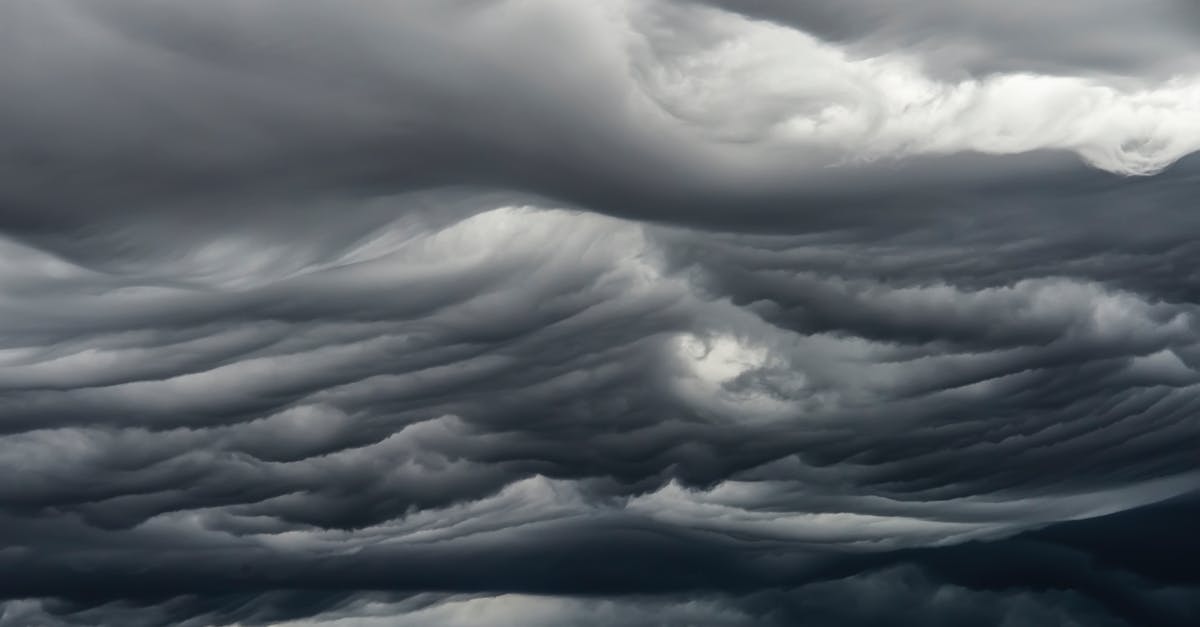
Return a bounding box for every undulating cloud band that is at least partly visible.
[2,1,1200,625]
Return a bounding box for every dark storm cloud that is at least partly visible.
[3,0,1199,249]
[3,1,1200,625]
[6,498,1200,625]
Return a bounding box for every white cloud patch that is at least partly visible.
[627,0,1200,174]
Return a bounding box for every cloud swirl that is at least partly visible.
[2,1,1200,625]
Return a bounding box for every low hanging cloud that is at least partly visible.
[2,1,1200,626]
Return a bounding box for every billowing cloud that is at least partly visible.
[2,1,1199,625]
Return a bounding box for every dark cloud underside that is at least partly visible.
[2,1,1199,626]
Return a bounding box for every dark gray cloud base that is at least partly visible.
[2,1,1200,626]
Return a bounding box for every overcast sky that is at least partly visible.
[2,1,1200,626]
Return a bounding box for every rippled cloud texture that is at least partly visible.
[3,1,1200,625]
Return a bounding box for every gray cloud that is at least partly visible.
[3,1,1200,625]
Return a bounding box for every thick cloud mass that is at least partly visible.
[2,1,1200,626]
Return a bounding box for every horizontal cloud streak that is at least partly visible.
[2,1,1198,625]
[3,0,1200,243]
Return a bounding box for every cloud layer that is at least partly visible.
[3,1,1200,625]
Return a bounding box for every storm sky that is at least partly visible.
[2,1,1200,625]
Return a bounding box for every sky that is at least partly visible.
[2,1,1200,625]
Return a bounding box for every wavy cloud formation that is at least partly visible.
[3,1,1199,625]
